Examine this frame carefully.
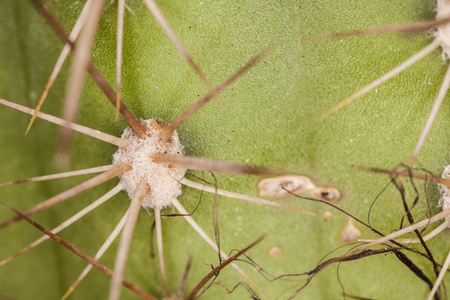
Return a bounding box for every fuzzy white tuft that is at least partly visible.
[113,119,186,209]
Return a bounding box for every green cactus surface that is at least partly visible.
[1,1,450,299]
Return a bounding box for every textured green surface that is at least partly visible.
[1,0,450,299]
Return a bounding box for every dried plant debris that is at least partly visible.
[341,166,450,300]
[280,165,449,300]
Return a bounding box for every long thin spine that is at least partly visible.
[347,209,450,257]
[62,210,129,300]
[427,249,450,300]
[366,58,450,208]
[0,201,156,300]
[57,0,106,166]
[176,257,192,299]
[0,98,129,148]
[155,153,285,176]
[180,177,315,216]
[359,219,450,244]
[115,0,125,119]
[0,165,113,187]
[29,0,147,137]
[170,197,269,298]
[312,16,450,42]
[109,184,145,300]
[359,166,450,187]
[0,164,130,230]
[155,209,168,299]
[0,185,121,266]
[142,0,223,104]
[86,62,148,138]
[409,63,450,165]
[161,43,274,141]
[26,0,93,135]
[318,39,442,120]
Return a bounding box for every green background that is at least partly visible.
[1,0,450,299]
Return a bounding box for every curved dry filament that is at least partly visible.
[170,197,269,298]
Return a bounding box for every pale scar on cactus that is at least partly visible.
[257,175,341,202]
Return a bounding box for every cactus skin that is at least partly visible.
[1,1,450,299]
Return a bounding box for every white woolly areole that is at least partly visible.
[113,119,186,210]
[438,165,450,223]
[436,0,450,57]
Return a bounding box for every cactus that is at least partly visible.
[1,0,450,299]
